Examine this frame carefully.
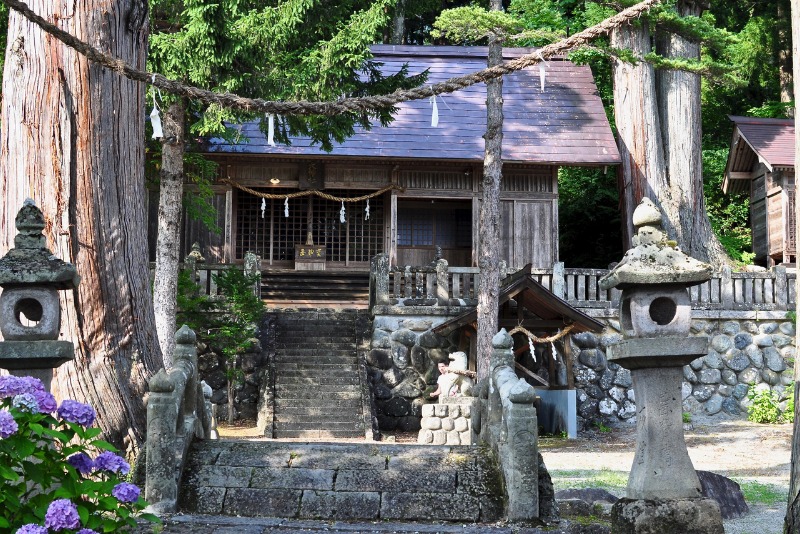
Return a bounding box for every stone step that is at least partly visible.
[274,354,356,362]
[274,429,365,439]
[275,389,361,400]
[275,376,360,386]
[273,403,362,415]
[275,341,356,348]
[273,413,363,424]
[272,362,358,369]
[277,369,359,378]
[180,440,503,521]
[274,421,362,431]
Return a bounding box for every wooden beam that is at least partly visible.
[727,171,752,180]
[499,319,570,329]
[514,362,548,387]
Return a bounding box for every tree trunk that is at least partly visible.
[0,1,161,456]
[476,0,504,380]
[779,0,794,111]
[612,2,728,265]
[785,4,800,530]
[153,100,186,367]
[390,0,405,44]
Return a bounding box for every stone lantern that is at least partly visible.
[599,198,723,533]
[0,200,80,391]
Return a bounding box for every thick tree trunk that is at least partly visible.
[0,1,161,456]
[779,0,794,110]
[612,3,728,265]
[611,21,664,248]
[785,4,800,531]
[476,5,504,380]
[390,0,405,44]
[153,100,186,367]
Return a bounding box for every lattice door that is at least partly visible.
[235,188,384,265]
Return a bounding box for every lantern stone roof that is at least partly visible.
[0,200,79,289]
[203,45,620,166]
[598,198,712,290]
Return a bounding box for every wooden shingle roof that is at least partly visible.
[205,45,620,165]
[724,116,794,194]
[433,265,604,337]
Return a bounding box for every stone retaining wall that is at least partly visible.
[418,398,477,445]
[573,312,795,429]
[366,315,458,432]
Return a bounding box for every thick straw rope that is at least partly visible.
[508,324,574,344]
[223,179,403,202]
[2,0,660,117]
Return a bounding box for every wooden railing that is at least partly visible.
[369,254,797,312]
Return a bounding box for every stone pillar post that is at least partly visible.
[243,251,262,298]
[372,253,390,305]
[435,258,449,306]
[145,369,178,512]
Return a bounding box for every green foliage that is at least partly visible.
[593,421,611,433]
[682,411,691,424]
[184,153,221,234]
[176,267,265,391]
[702,148,753,265]
[787,310,797,324]
[431,7,523,43]
[558,166,622,268]
[747,385,793,424]
[0,377,157,532]
[550,468,628,493]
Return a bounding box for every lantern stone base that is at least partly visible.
[610,497,723,534]
[0,340,74,369]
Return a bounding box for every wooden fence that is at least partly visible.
[160,253,797,312]
[370,255,797,312]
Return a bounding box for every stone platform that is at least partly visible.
[180,440,503,522]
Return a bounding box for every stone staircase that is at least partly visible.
[180,440,503,522]
[269,310,368,439]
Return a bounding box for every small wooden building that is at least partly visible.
[724,116,795,266]
[158,45,619,276]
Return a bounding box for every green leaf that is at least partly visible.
[0,464,19,481]
[138,512,162,524]
[91,440,118,452]
[77,504,89,525]
[42,427,70,443]
[0,516,9,528]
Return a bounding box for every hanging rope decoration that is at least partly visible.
[149,75,163,139]
[340,201,346,223]
[0,0,661,118]
[365,199,370,220]
[223,178,404,202]
[284,197,289,218]
[267,113,276,146]
[430,86,439,127]
[260,198,266,219]
[508,324,575,344]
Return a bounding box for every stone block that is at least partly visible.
[392,379,422,398]
[738,367,760,385]
[682,381,692,400]
[446,430,460,445]
[299,490,380,520]
[557,498,595,517]
[403,319,432,332]
[609,386,626,402]
[599,368,615,390]
[392,344,409,369]
[619,400,636,419]
[683,366,698,383]
[371,329,391,349]
[380,492,480,521]
[613,368,632,387]
[453,417,469,433]
[578,398,599,418]
[717,384,732,397]
[367,349,393,370]
[410,345,429,373]
[711,335,732,353]
[762,369,780,386]
[721,397,741,415]
[764,346,787,372]
[250,468,334,491]
[703,351,724,370]
[180,486,226,514]
[380,396,410,417]
[744,344,763,367]
[337,468,456,494]
[697,470,749,519]
[732,383,749,399]
[758,322,778,334]
[421,416,441,430]
[721,321,740,335]
[573,332,598,349]
[383,367,404,387]
[460,430,472,443]
[418,429,433,444]
[780,321,796,336]
[421,403,435,417]
[733,332,752,350]
[611,497,723,534]
[689,357,704,371]
[434,404,449,417]
[391,328,418,346]
[772,334,793,348]
[693,385,715,402]
[598,399,618,416]
[448,405,461,418]
[223,488,301,517]
[753,333,774,347]
[724,349,750,372]
[418,330,441,348]
[441,417,454,431]
[585,384,605,399]
[432,430,446,445]
[721,369,737,385]
[698,368,721,384]
[704,394,723,415]
[187,465,253,487]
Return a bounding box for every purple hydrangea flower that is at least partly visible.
[32,390,57,413]
[0,410,18,438]
[94,451,130,475]
[17,376,45,394]
[67,452,94,475]
[76,530,99,534]
[44,499,80,531]
[12,393,39,413]
[112,482,141,503]
[0,375,21,398]
[15,525,47,534]
[57,399,96,427]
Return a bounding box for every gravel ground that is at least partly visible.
[540,418,792,534]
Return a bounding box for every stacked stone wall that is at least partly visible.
[365,316,458,432]
[418,398,476,445]
[573,315,795,428]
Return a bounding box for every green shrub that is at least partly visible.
[747,385,793,424]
